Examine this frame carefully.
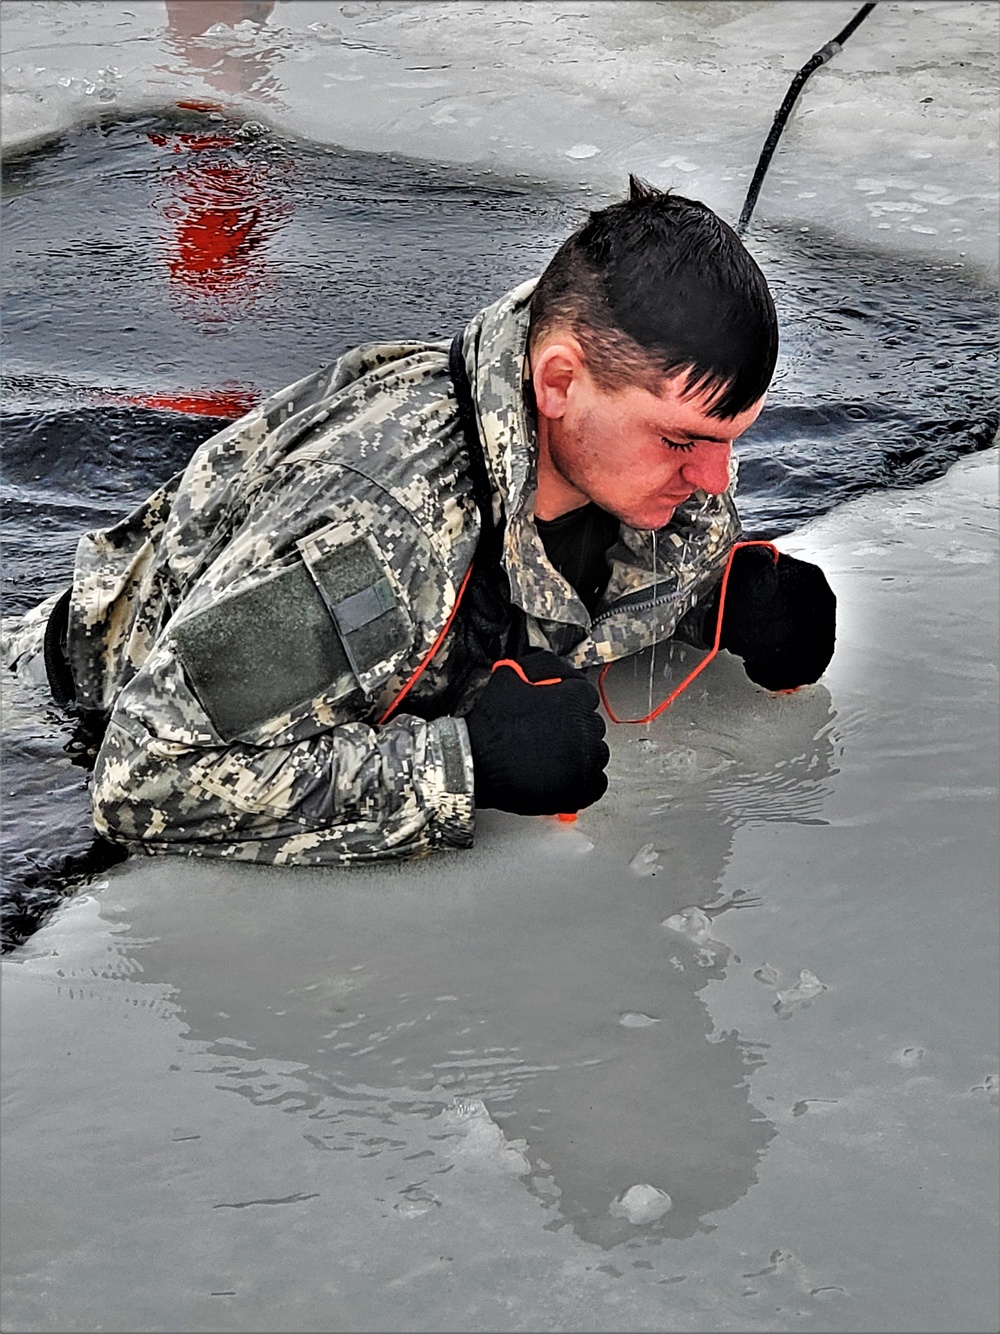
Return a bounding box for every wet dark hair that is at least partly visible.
[528,176,778,420]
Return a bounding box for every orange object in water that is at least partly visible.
[175,98,225,114]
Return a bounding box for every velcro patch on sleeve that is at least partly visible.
[172,561,356,742]
[172,527,413,742]
[297,526,412,696]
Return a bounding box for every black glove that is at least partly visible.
[712,545,836,691]
[465,651,610,816]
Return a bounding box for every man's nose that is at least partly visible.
[680,441,732,496]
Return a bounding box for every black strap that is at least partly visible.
[43,587,77,707]
[448,333,497,549]
[416,335,524,713]
[382,338,521,724]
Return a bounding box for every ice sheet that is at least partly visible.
[1,1,997,278]
[3,451,997,1332]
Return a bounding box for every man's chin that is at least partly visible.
[628,503,677,532]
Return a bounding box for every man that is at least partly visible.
[3,179,835,864]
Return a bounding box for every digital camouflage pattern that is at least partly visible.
[2,278,740,864]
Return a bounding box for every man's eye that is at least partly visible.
[661,437,695,453]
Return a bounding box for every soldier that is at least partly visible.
[3,178,835,865]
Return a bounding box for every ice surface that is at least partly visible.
[619,1012,661,1029]
[663,905,714,942]
[3,450,996,1332]
[753,962,781,988]
[436,1097,532,1176]
[1,1,997,278]
[627,842,662,877]
[890,1045,927,1068]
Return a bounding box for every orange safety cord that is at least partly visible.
[378,574,573,726]
[380,540,787,825]
[489,659,563,686]
[598,539,780,725]
[377,561,476,725]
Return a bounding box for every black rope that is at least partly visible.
[448,333,498,547]
[736,2,878,236]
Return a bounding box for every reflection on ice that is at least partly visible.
[7,686,794,1249]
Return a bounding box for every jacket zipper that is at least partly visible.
[590,586,677,630]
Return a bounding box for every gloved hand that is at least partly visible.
[713,545,836,691]
[465,651,610,816]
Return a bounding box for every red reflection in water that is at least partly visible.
[114,388,257,419]
[149,128,290,303]
[167,0,276,42]
[136,4,286,413]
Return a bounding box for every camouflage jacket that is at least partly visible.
[67,279,739,864]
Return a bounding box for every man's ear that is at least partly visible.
[531,338,586,420]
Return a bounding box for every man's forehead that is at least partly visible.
[647,377,765,436]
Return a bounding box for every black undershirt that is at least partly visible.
[534,502,621,616]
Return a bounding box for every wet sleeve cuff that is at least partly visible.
[423,715,476,849]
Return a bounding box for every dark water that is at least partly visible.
[1,110,997,949]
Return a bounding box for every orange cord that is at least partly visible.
[598,540,779,725]
[489,659,563,686]
[377,562,476,725]
[379,533,785,798]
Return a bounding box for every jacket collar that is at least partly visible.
[460,279,591,630]
[459,281,738,664]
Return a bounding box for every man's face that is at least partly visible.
[533,342,765,531]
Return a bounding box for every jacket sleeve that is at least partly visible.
[91,653,476,864]
[89,512,478,864]
[84,337,484,864]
